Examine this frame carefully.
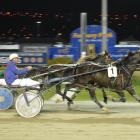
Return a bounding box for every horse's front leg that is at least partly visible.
[126,86,140,102]
[101,88,108,104]
[87,85,109,112]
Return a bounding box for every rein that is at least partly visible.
[30,62,107,79]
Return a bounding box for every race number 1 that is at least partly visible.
[107,66,117,77]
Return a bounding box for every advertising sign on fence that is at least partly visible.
[0,52,47,65]
[70,25,117,54]
[48,47,80,62]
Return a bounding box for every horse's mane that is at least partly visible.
[84,53,109,61]
[91,54,103,61]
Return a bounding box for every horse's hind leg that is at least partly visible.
[62,84,77,110]
[56,84,62,95]
[111,90,126,102]
[66,88,80,109]
[126,86,140,102]
[88,85,109,112]
[56,84,73,104]
[63,85,77,110]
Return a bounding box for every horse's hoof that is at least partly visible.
[102,107,109,113]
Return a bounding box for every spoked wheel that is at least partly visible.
[15,92,42,118]
[24,90,44,108]
[0,88,14,110]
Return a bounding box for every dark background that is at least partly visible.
[0,0,140,43]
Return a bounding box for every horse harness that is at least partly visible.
[110,65,132,89]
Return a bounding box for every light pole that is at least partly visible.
[36,21,42,37]
[80,12,87,57]
[101,0,108,53]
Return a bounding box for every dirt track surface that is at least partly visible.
[1,101,140,140]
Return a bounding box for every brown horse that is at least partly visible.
[79,52,126,104]
[58,52,125,106]
[61,51,140,111]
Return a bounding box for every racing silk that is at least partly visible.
[4,61,29,85]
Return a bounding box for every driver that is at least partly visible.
[4,53,40,88]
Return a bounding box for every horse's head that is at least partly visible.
[102,51,112,64]
[121,51,140,66]
[93,52,112,64]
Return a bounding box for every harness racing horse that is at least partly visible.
[79,52,127,104]
[61,51,140,111]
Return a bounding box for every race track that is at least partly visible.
[0,101,140,140]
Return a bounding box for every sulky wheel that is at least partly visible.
[15,92,42,118]
[0,88,14,110]
[26,91,44,108]
[25,91,44,108]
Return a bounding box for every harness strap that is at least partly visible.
[121,66,132,88]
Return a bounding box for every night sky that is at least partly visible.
[0,0,140,42]
[0,0,140,12]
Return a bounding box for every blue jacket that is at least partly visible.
[4,61,29,85]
